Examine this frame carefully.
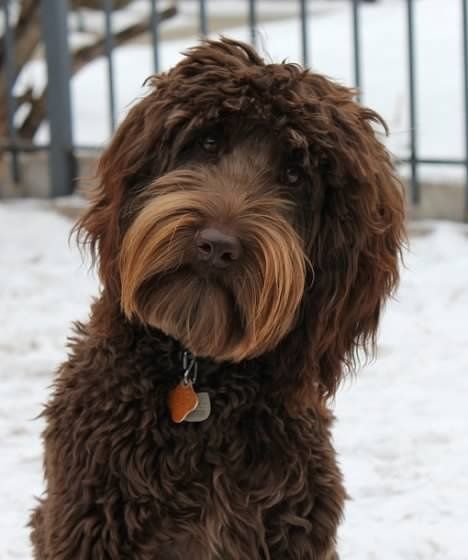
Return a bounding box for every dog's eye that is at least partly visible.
[201,133,220,154]
[284,165,303,186]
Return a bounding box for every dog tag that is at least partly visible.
[168,382,199,423]
[185,392,211,422]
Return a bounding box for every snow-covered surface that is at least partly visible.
[0,201,97,560]
[1,200,467,559]
[14,0,464,181]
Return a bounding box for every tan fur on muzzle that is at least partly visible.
[120,170,306,362]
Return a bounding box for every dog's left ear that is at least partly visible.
[286,75,406,403]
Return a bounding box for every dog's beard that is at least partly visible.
[135,270,242,359]
[120,172,306,362]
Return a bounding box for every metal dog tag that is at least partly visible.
[168,381,199,423]
[185,392,211,422]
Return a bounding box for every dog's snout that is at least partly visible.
[195,227,241,268]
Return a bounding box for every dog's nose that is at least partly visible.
[195,227,242,268]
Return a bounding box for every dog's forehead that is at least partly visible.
[221,119,282,149]
[164,46,308,132]
[224,126,279,165]
[223,119,310,167]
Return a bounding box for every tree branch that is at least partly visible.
[0,0,39,68]
[17,88,47,140]
[0,1,41,94]
[72,5,177,74]
[71,0,135,9]
[16,4,177,141]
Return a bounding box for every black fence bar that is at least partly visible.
[400,157,467,166]
[1,0,467,212]
[199,0,208,37]
[149,0,160,73]
[40,0,75,196]
[0,143,50,153]
[462,0,468,218]
[351,0,362,102]
[406,0,419,204]
[2,0,20,183]
[299,0,309,67]
[103,0,116,132]
[248,0,257,47]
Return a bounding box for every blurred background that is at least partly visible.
[1,1,467,559]
[2,0,468,218]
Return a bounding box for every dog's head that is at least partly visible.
[77,38,405,399]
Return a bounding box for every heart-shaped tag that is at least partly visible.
[168,382,199,423]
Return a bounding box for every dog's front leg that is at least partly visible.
[266,530,339,560]
[29,488,131,560]
[263,495,343,560]
[29,416,133,559]
[263,454,345,560]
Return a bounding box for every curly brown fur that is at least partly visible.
[30,38,405,559]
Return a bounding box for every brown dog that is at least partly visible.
[30,38,405,559]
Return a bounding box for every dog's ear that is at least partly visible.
[290,75,406,402]
[75,78,171,296]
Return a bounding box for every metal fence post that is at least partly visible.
[406,0,419,205]
[103,0,116,133]
[40,0,75,197]
[2,0,21,184]
[462,0,468,221]
[149,0,160,73]
[199,0,208,37]
[248,0,257,47]
[299,0,309,68]
[351,0,362,102]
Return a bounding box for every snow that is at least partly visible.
[0,201,96,559]
[1,201,467,559]
[335,222,468,558]
[12,0,463,183]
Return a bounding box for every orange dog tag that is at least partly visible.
[168,382,199,423]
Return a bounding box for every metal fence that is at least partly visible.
[1,0,468,217]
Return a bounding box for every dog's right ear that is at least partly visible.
[74,81,168,296]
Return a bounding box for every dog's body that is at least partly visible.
[30,39,405,559]
[31,323,343,559]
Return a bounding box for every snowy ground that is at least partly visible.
[15,0,465,181]
[1,200,467,559]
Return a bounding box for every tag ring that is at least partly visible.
[182,351,198,385]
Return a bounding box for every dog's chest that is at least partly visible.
[51,344,338,558]
[113,379,316,551]
[141,381,298,498]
